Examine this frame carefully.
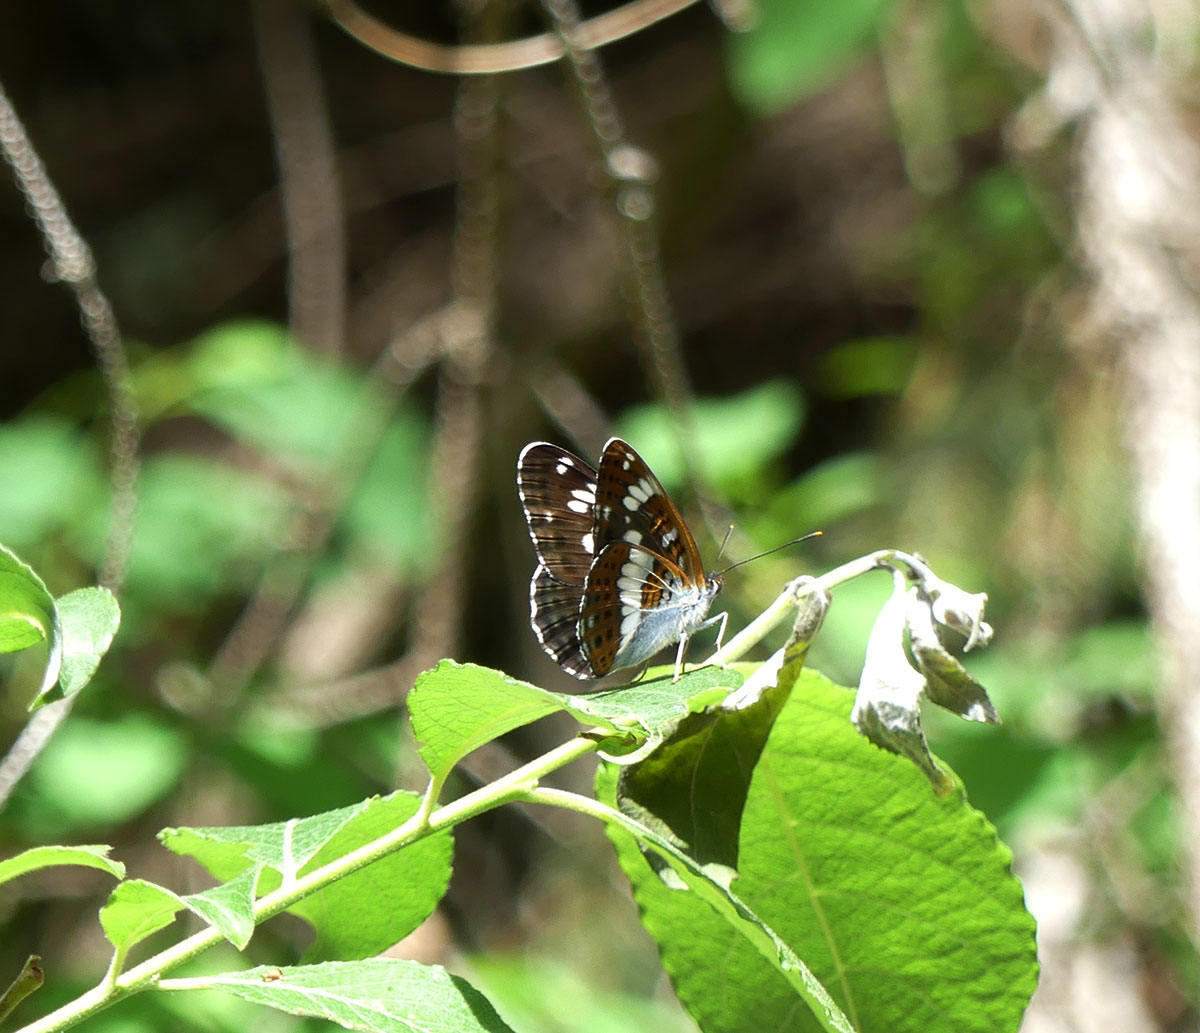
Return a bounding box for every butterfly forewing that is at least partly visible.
[593,439,706,585]
[517,442,598,584]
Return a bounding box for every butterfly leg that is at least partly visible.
[671,610,730,682]
[672,632,690,683]
[708,610,730,668]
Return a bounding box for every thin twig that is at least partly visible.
[256,0,348,356]
[0,81,140,811]
[540,0,719,533]
[322,0,704,75]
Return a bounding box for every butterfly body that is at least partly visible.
[518,438,725,681]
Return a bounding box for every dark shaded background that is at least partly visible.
[0,1,1189,1031]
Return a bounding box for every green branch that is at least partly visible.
[13,735,600,1033]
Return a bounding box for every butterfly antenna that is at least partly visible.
[712,524,735,566]
[713,531,822,578]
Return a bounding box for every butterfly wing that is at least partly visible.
[593,438,706,584]
[517,442,598,584]
[578,540,700,675]
[529,563,593,678]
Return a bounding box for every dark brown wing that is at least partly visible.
[593,438,705,584]
[517,442,598,584]
[577,540,694,675]
[529,563,592,678]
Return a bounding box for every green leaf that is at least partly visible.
[0,543,59,687]
[188,960,516,1033]
[597,765,854,1033]
[162,797,376,884]
[182,865,262,949]
[614,381,804,493]
[289,793,453,962]
[0,844,125,887]
[727,0,895,113]
[32,587,120,708]
[346,407,433,574]
[100,879,185,960]
[409,662,583,784]
[617,611,822,872]
[614,669,1038,1033]
[816,337,918,398]
[185,321,370,467]
[409,661,741,785]
[164,793,452,960]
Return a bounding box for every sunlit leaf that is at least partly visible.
[0,545,59,696]
[409,661,740,785]
[183,865,261,949]
[32,587,120,708]
[192,960,516,1033]
[598,763,855,1033]
[0,844,125,887]
[290,793,453,963]
[0,417,104,550]
[615,381,804,493]
[100,879,185,959]
[612,669,1037,1033]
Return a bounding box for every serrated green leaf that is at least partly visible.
[290,793,453,962]
[615,673,782,868]
[183,864,263,949]
[409,661,741,784]
[613,669,1038,1033]
[187,960,515,1033]
[409,662,584,782]
[32,587,120,708]
[597,764,854,1033]
[0,844,125,887]
[0,543,60,698]
[163,793,451,960]
[100,879,185,959]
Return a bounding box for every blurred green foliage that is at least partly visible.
[0,0,1187,1025]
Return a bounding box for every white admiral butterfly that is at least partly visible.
[517,437,726,681]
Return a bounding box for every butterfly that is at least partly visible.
[517,437,726,681]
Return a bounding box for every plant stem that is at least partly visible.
[706,548,932,666]
[13,735,600,1033]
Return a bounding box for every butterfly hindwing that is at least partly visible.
[529,563,592,678]
[579,540,692,676]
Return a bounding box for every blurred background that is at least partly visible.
[0,0,1192,1030]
